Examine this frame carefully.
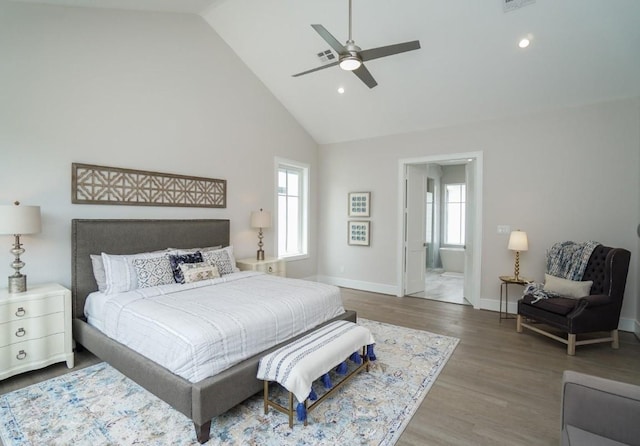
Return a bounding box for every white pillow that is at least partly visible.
[543,274,593,299]
[90,254,107,292]
[179,262,220,283]
[101,250,168,295]
[167,246,222,255]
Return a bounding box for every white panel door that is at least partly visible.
[405,164,427,295]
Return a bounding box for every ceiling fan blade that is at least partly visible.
[353,63,378,89]
[292,60,340,77]
[360,40,421,62]
[311,24,348,54]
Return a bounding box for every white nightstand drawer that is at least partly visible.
[254,262,283,275]
[0,312,65,347]
[236,258,287,277]
[0,333,65,373]
[0,294,64,324]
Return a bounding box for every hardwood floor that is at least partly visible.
[1,288,639,445]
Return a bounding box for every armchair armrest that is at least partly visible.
[562,370,640,446]
[578,294,612,308]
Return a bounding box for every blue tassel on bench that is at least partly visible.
[296,402,307,422]
[366,344,377,361]
[322,373,332,388]
[350,351,362,364]
[336,361,348,375]
[308,388,318,401]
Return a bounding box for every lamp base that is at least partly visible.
[8,274,26,294]
[257,249,265,261]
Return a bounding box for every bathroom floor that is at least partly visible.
[408,268,471,306]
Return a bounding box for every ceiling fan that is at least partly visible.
[292,0,421,89]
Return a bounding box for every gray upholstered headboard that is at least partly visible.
[71,219,230,319]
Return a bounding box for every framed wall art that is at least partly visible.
[72,163,226,208]
[348,220,370,246]
[348,191,370,217]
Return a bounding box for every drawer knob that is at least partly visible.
[16,350,27,360]
[15,327,26,337]
[15,307,26,317]
[268,266,273,272]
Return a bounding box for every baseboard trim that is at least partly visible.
[315,275,398,296]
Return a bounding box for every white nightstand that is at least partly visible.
[236,257,286,277]
[0,283,74,380]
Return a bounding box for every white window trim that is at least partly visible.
[274,157,309,261]
[443,183,466,247]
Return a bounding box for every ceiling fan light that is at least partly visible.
[339,56,362,71]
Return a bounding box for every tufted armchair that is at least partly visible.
[516,245,630,355]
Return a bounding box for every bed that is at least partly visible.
[71,219,356,443]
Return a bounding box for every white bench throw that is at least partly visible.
[257,320,375,423]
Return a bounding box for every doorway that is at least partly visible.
[397,152,483,309]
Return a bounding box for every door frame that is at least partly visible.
[397,151,483,309]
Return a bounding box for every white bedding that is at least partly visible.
[85,271,345,382]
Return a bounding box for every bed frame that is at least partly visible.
[71,219,356,443]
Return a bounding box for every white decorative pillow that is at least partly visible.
[179,262,220,283]
[202,246,239,275]
[90,254,107,292]
[133,257,175,288]
[543,274,593,299]
[101,250,169,294]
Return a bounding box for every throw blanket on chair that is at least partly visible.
[526,241,600,303]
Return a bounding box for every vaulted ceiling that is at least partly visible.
[13,0,640,144]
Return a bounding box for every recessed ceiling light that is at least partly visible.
[518,38,530,48]
[337,87,345,94]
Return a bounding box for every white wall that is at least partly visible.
[0,1,319,288]
[318,97,640,331]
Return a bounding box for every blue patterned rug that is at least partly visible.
[0,319,458,446]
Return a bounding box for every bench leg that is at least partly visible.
[264,381,269,414]
[288,392,294,428]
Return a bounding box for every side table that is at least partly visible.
[499,276,532,322]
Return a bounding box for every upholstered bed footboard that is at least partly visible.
[73,310,357,443]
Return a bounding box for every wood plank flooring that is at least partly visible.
[1,288,639,445]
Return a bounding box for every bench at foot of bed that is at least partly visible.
[257,320,376,427]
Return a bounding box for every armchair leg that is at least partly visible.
[568,334,576,356]
[612,330,619,349]
[516,314,523,333]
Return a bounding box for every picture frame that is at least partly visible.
[348,191,370,217]
[348,220,370,246]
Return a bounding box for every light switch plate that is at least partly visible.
[497,225,511,235]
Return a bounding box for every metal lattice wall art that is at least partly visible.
[72,163,226,208]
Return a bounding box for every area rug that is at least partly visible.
[0,319,458,446]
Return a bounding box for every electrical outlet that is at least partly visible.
[497,225,511,235]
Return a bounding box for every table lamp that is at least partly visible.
[250,208,271,261]
[508,230,528,281]
[0,201,42,293]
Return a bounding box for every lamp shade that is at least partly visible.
[508,230,528,251]
[0,203,41,235]
[250,209,271,229]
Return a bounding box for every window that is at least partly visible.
[276,159,309,259]
[444,183,465,245]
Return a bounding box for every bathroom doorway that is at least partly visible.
[398,152,483,309]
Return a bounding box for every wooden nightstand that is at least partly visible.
[0,283,74,380]
[236,257,286,277]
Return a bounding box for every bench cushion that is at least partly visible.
[257,320,374,403]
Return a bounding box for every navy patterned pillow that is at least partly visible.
[168,252,203,284]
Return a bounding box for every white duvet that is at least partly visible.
[86,271,345,382]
